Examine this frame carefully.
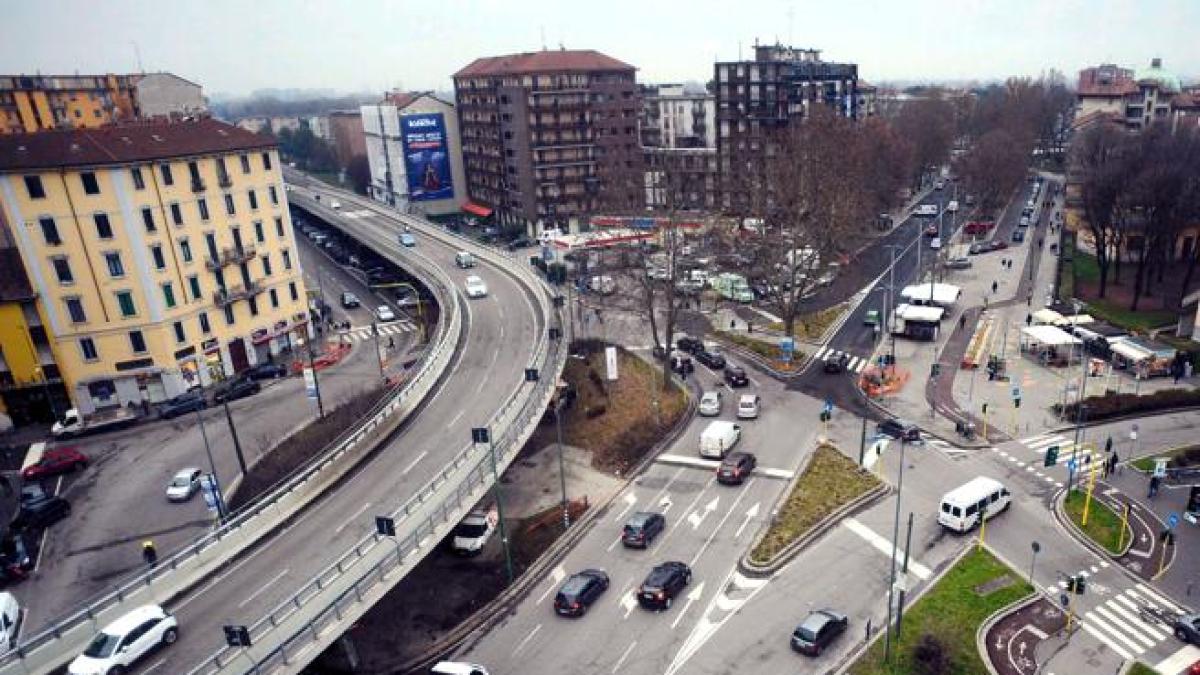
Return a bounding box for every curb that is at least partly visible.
[977,592,1042,675]
[707,335,809,381]
[1051,486,1135,558]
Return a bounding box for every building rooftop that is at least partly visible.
[1078,64,1138,97]
[454,49,634,78]
[0,118,275,172]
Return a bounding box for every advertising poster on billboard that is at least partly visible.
[401,112,454,202]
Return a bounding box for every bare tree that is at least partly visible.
[1074,121,1126,298]
[959,127,1032,212]
[892,97,956,188]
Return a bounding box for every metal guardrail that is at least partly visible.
[0,202,464,675]
[181,194,565,674]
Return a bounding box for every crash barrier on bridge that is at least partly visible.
[182,199,566,674]
[0,210,465,675]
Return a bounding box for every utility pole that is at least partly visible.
[1070,300,1088,490]
[887,245,899,366]
[884,439,908,662]
[221,397,249,475]
[555,400,570,532]
[372,323,385,380]
[304,326,326,418]
[192,381,228,523]
[896,512,914,640]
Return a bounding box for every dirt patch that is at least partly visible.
[975,573,1017,595]
[227,385,388,511]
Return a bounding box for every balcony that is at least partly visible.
[204,244,258,271]
[212,281,263,307]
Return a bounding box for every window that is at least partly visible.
[261,152,272,170]
[261,254,272,276]
[269,287,279,308]
[80,172,100,195]
[187,161,202,189]
[198,311,211,333]
[224,193,236,216]
[179,237,193,262]
[79,337,98,361]
[269,185,278,205]
[254,221,264,243]
[283,248,295,270]
[215,157,230,185]
[129,330,147,354]
[52,257,73,284]
[173,321,186,343]
[289,281,298,301]
[105,252,124,278]
[198,197,210,221]
[160,164,174,186]
[94,213,113,239]
[248,190,258,210]
[116,290,136,317]
[141,207,156,233]
[131,167,145,190]
[248,296,259,316]
[65,297,86,323]
[162,283,176,308]
[204,233,218,262]
[275,216,284,237]
[24,175,45,199]
[150,245,166,270]
[223,305,235,325]
[170,203,183,226]
[188,275,201,301]
[239,154,251,174]
[39,217,61,245]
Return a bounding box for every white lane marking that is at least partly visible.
[1077,619,1134,661]
[335,502,373,535]
[446,409,466,429]
[512,623,541,656]
[842,518,932,580]
[1091,604,1156,647]
[688,496,720,530]
[612,492,640,524]
[1080,612,1145,655]
[401,451,428,476]
[536,566,567,605]
[620,586,638,619]
[140,659,167,674]
[612,641,637,674]
[735,502,761,539]
[1155,645,1200,675]
[814,346,829,360]
[237,567,290,608]
[670,581,706,630]
[1135,583,1183,613]
[1109,596,1168,640]
[690,482,751,567]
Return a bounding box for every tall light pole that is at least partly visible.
[472,427,514,583]
[1070,299,1088,489]
[193,381,227,522]
[884,438,908,662]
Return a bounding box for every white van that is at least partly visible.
[431,662,489,675]
[0,592,20,653]
[937,477,1011,533]
[699,420,741,459]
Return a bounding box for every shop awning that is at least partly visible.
[1054,314,1095,327]
[1020,324,1082,347]
[1031,309,1063,325]
[1110,340,1151,362]
[462,202,493,218]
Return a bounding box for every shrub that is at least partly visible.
[1055,387,1200,422]
[912,634,950,675]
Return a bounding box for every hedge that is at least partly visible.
[1054,387,1200,422]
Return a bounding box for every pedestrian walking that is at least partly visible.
[991,280,998,294]
[1105,436,1113,454]
[387,336,395,350]
[865,618,872,642]
[1025,313,1033,327]
[959,314,967,331]
[1110,453,1120,476]
[142,540,158,567]
[730,318,736,330]
[1149,474,1161,498]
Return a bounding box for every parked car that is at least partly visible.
[877,418,921,442]
[676,336,703,354]
[1012,229,1026,243]
[824,353,851,374]
[622,512,666,549]
[465,275,489,298]
[724,365,749,388]
[698,391,722,417]
[671,353,694,375]
[947,257,972,269]
[165,468,203,502]
[329,199,342,210]
[13,495,71,530]
[244,362,288,380]
[507,237,534,251]
[736,394,760,419]
[717,452,757,485]
[553,569,610,617]
[963,220,994,235]
[211,377,261,404]
[450,507,498,556]
[695,348,726,370]
[21,446,88,481]
[68,604,178,675]
[455,251,476,268]
[923,224,939,237]
[159,390,207,419]
[791,609,849,656]
[637,561,692,610]
[1174,613,1200,645]
[340,292,360,308]
[375,305,396,322]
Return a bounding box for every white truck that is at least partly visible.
[889,304,945,341]
[51,407,138,438]
[711,273,754,303]
[699,421,742,459]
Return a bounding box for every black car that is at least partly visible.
[212,377,261,404]
[553,569,610,617]
[824,353,850,374]
[671,354,694,375]
[244,362,288,380]
[160,390,207,419]
[676,336,703,354]
[724,365,749,387]
[622,512,666,549]
[507,237,535,251]
[1173,613,1200,645]
[13,496,71,530]
[717,452,757,485]
[877,418,921,442]
[340,291,361,308]
[1012,229,1026,243]
[637,561,692,610]
[791,609,849,656]
[695,349,726,370]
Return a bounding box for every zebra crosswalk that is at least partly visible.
[338,322,415,343]
[1071,581,1185,661]
[924,437,971,458]
[812,345,870,373]
[1017,432,1100,472]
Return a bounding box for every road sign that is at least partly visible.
[1044,446,1059,467]
[1011,384,1022,400]
[1168,512,1180,530]
[1066,458,1077,474]
[780,338,795,363]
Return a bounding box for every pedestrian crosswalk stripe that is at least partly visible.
[1081,612,1145,654]
[848,356,862,372]
[1091,604,1158,647]
[814,346,829,360]
[1134,583,1183,613]
[1078,617,1135,660]
[1110,595,1169,641]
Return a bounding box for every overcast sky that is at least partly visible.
[5,0,1197,97]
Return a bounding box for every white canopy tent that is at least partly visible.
[1031,308,1063,325]
[1020,324,1083,366]
[900,283,961,308]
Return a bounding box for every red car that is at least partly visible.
[963,220,995,235]
[22,446,89,481]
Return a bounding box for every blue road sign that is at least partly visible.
[1066,458,1077,473]
[1168,512,1180,530]
[823,398,834,414]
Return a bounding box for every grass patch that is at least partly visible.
[1128,663,1162,675]
[766,302,849,340]
[1063,490,1128,555]
[713,330,807,366]
[749,444,880,565]
[1071,252,1176,331]
[848,548,1034,675]
[1131,444,1200,472]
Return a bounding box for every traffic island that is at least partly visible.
[1061,489,1130,556]
[1055,481,1169,581]
[847,547,1034,675]
[711,329,807,376]
[744,443,885,572]
[981,595,1064,675]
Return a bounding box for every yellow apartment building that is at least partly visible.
[0,74,139,135]
[0,236,67,426]
[0,118,310,416]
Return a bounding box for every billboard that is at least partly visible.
[400,112,454,202]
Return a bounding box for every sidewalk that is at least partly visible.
[1104,464,1198,605]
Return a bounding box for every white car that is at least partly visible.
[698,391,722,417]
[946,200,959,213]
[915,204,939,217]
[465,275,488,298]
[432,663,491,675]
[166,467,202,502]
[451,507,498,556]
[68,604,178,675]
[375,305,396,322]
[330,199,342,210]
[736,394,761,420]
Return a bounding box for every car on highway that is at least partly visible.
[671,353,694,375]
[450,507,498,556]
[923,224,938,237]
[13,494,71,530]
[329,199,342,210]
[724,364,749,387]
[637,561,692,610]
[695,347,726,370]
[930,236,942,250]
[68,604,178,675]
[553,569,610,617]
[431,662,490,675]
[877,418,921,442]
[698,390,722,416]
[963,220,994,235]
[1012,228,1026,243]
[934,180,945,190]
[914,204,938,217]
[622,512,666,548]
[465,275,489,298]
[21,446,88,481]
[166,468,203,502]
[375,305,396,322]
[159,390,207,419]
[824,352,850,374]
[791,609,849,656]
[864,309,881,327]
[340,291,361,308]
[676,335,703,354]
[736,394,760,419]
[455,251,475,268]
[399,232,416,247]
[244,362,288,381]
[717,452,757,485]
[946,199,959,212]
[211,377,261,404]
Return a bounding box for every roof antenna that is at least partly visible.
[540,25,547,51]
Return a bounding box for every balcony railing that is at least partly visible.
[204,245,257,271]
[212,282,263,308]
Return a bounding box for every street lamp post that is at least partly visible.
[554,399,570,532]
[884,438,908,662]
[220,396,249,475]
[1070,300,1088,489]
[303,324,326,419]
[1029,541,1041,586]
[473,427,514,584]
[193,383,227,522]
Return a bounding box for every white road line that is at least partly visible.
[1156,645,1200,675]
[1134,584,1183,613]
[814,346,829,360]
[401,450,428,476]
[237,567,290,608]
[446,409,466,429]
[842,518,932,580]
[853,359,867,373]
[335,502,373,534]
[140,659,167,675]
[847,356,862,371]
[1091,604,1156,647]
[536,566,567,605]
[1078,617,1134,660]
[690,479,752,567]
[612,641,637,674]
[1109,596,1168,640]
[1081,612,1145,654]
[512,623,541,656]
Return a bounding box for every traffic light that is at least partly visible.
[1065,576,1076,593]
[982,403,989,415]
[931,363,941,377]
[1075,575,1087,595]
[1044,445,1060,467]
[1014,398,1021,408]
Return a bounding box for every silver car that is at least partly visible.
[698,391,722,417]
[166,468,202,502]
